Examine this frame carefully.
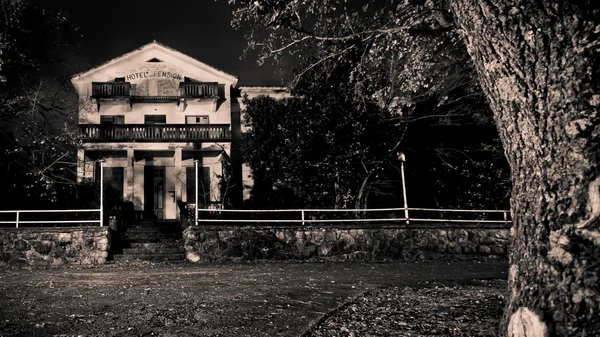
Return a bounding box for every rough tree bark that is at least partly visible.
[450,1,600,336]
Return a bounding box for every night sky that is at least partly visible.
[28,0,290,86]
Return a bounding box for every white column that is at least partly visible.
[174,148,182,200]
[125,149,134,201]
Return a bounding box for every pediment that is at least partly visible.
[71,41,238,93]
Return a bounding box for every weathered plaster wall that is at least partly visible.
[183,225,510,262]
[0,227,111,266]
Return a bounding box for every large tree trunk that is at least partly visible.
[450,1,600,336]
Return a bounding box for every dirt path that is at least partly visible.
[0,260,507,336]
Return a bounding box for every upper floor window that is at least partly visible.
[100,115,124,124]
[145,115,166,125]
[186,116,209,124]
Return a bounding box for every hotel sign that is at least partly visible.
[125,70,183,82]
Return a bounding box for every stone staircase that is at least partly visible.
[113,220,186,262]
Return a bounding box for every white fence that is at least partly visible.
[195,207,511,226]
[0,162,105,229]
[0,209,102,228]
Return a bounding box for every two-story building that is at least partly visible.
[72,41,283,220]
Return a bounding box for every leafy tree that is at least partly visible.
[0,0,84,208]
[229,0,600,335]
[236,0,510,210]
[242,51,403,209]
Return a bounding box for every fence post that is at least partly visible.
[99,160,104,227]
[301,210,305,226]
[16,211,19,228]
[194,160,199,226]
[503,211,507,226]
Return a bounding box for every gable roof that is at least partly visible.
[72,40,238,86]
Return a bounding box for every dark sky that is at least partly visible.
[28,0,290,86]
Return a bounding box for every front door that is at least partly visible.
[154,168,165,219]
[144,166,166,219]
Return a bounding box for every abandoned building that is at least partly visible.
[72,41,287,220]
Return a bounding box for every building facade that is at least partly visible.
[72,41,285,220]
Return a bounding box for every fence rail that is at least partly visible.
[195,207,512,226]
[0,209,102,228]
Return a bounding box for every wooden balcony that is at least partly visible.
[179,82,222,98]
[91,82,131,98]
[90,82,224,111]
[79,124,231,142]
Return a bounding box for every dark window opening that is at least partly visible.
[186,116,209,124]
[100,115,125,124]
[145,115,166,125]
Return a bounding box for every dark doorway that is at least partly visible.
[144,166,166,219]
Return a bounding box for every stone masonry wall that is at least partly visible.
[0,227,110,266]
[183,225,510,262]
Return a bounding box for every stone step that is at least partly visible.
[122,247,185,255]
[124,227,182,234]
[122,238,182,245]
[129,242,183,249]
[113,253,185,261]
[130,221,181,227]
[122,232,181,239]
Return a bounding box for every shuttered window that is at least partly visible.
[186,116,209,124]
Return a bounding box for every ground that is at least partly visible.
[0,260,507,336]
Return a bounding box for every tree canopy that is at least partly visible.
[242,57,402,209]
[235,0,510,210]
[0,0,84,208]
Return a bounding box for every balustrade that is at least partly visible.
[79,124,231,142]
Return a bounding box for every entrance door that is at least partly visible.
[143,166,166,219]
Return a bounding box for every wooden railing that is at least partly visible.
[179,82,220,98]
[91,82,131,98]
[90,82,223,100]
[79,124,231,142]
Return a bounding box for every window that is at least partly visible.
[145,115,166,125]
[100,115,124,124]
[114,77,125,82]
[186,116,209,124]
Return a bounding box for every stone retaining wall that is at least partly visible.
[0,227,111,265]
[184,225,511,262]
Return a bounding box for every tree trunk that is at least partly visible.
[450,1,600,336]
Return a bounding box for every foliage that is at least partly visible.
[232,0,511,209]
[242,83,402,209]
[217,147,235,209]
[0,0,82,208]
[229,0,463,112]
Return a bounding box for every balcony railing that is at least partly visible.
[90,82,222,100]
[79,124,231,142]
[179,82,221,98]
[91,82,131,98]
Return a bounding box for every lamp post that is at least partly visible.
[397,151,409,224]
